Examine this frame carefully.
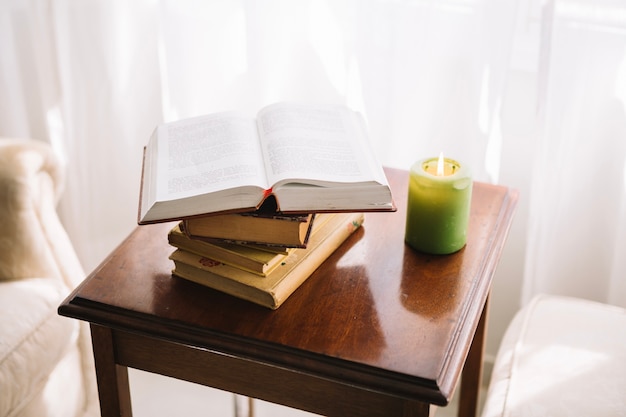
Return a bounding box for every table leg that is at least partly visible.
[90,324,133,417]
[234,395,254,417]
[458,295,490,417]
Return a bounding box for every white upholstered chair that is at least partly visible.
[481,294,626,417]
[0,139,98,417]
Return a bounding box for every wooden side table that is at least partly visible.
[59,167,517,417]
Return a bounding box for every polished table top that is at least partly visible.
[59,167,518,407]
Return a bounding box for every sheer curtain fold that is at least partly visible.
[523,0,626,307]
[354,0,518,181]
[51,1,165,269]
[0,1,60,141]
[1,0,625,351]
[0,0,164,268]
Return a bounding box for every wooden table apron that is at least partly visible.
[59,167,518,417]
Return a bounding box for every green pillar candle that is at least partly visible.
[405,154,472,254]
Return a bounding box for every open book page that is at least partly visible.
[154,111,268,203]
[256,103,388,188]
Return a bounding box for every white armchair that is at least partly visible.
[481,294,626,417]
[0,139,98,417]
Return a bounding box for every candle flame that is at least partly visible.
[437,152,445,176]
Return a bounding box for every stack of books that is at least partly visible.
[137,102,396,309]
[167,211,364,309]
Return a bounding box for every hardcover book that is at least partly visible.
[138,102,394,224]
[169,212,364,309]
[168,224,291,276]
[181,211,314,248]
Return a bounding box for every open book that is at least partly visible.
[138,102,394,224]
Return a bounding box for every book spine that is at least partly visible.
[268,213,364,307]
[171,213,364,309]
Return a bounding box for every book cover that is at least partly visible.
[182,211,315,248]
[169,212,364,309]
[168,224,291,275]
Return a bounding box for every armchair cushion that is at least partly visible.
[481,294,626,417]
[0,277,79,417]
[0,138,98,417]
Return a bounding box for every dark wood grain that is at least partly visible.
[59,167,518,416]
[459,295,490,415]
[90,324,132,416]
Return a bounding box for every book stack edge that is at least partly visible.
[168,212,364,309]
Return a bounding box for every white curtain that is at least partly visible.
[1,0,625,355]
[523,0,626,307]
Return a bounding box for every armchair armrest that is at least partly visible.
[0,138,84,287]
